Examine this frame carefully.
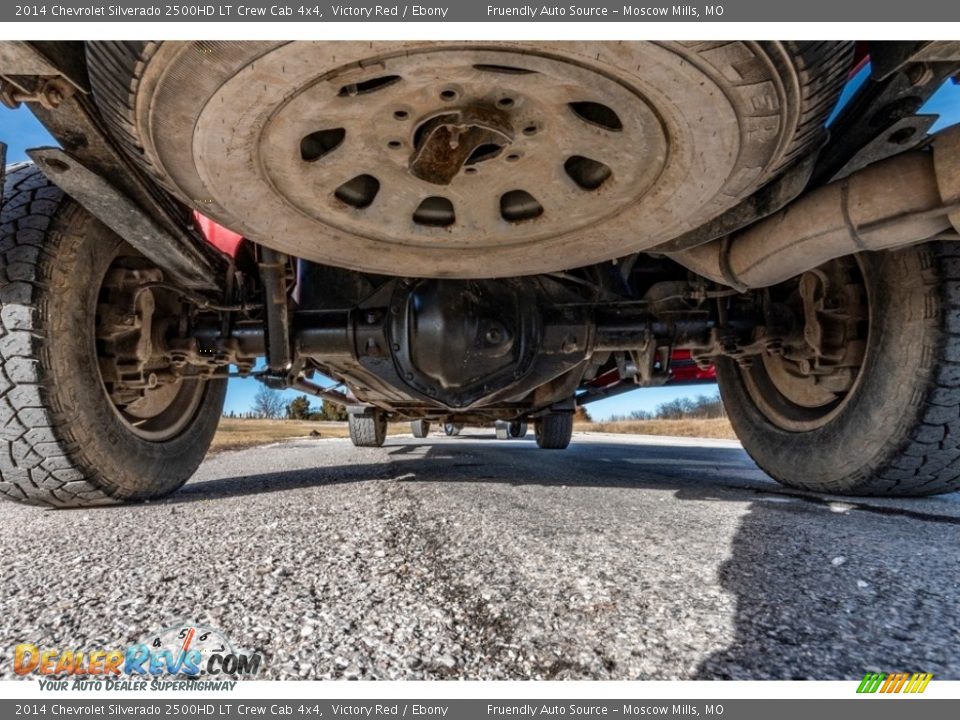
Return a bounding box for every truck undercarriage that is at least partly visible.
[2,40,960,505]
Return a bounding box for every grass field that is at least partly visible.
[210,418,354,452]
[576,418,737,440]
[210,416,737,453]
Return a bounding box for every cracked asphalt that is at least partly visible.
[1,430,958,680]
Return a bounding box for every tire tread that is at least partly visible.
[349,413,386,447]
[535,414,573,450]
[0,163,224,508]
[0,164,113,507]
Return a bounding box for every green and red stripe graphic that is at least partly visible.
[857,672,933,694]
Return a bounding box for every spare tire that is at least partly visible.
[86,41,853,278]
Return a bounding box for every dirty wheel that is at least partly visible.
[411,419,431,438]
[0,164,226,507]
[86,41,852,277]
[718,245,960,496]
[443,422,462,436]
[509,420,528,439]
[535,414,573,450]
[349,411,387,447]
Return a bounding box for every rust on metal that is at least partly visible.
[408,105,514,185]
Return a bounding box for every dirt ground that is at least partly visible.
[576,418,736,440]
[210,418,354,452]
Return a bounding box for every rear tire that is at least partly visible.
[349,411,387,447]
[535,414,573,450]
[718,243,960,496]
[0,164,226,507]
[443,422,462,437]
[410,419,430,438]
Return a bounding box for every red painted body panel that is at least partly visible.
[193,211,243,257]
[585,350,716,391]
[667,349,717,384]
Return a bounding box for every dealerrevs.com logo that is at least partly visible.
[13,622,263,690]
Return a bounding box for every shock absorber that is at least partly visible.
[258,247,291,374]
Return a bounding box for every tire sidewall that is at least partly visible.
[535,413,573,449]
[412,419,429,438]
[44,203,226,500]
[717,247,938,492]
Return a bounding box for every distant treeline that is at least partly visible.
[223,388,348,421]
[284,395,348,421]
[606,392,726,421]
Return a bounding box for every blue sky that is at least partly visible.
[3,72,959,418]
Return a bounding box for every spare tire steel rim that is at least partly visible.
[252,50,668,249]
[164,43,764,276]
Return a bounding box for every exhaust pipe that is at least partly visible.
[670,125,960,289]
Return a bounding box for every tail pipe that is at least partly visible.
[669,125,960,289]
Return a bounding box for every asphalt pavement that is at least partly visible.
[1,431,958,680]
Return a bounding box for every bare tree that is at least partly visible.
[252,385,285,419]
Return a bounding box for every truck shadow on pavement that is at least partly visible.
[684,487,960,680]
[174,436,960,680]
[181,438,763,502]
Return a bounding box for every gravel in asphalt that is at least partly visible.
[1,431,958,680]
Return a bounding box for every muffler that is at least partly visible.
[670,125,960,289]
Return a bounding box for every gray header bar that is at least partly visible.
[2,700,959,720]
[3,0,960,22]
